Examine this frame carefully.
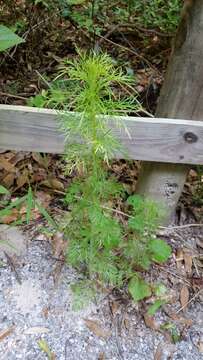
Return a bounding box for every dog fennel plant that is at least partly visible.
[49,52,171,303]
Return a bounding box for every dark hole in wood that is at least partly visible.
[184,132,198,143]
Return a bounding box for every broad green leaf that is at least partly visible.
[128,276,151,302]
[149,239,171,263]
[0,25,25,52]
[147,299,166,316]
[0,185,10,195]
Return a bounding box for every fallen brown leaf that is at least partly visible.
[144,314,159,331]
[123,317,130,330]
[0,326,15,341]
[41,179,64,191]
[2,209,19,224]
[0,157,15,172]
[198,342,203,353]
[176,249,184,271]
[192,277,203,287]
[154,342,163,360]
[180,286,190,311]
[109,301,119,316]
[42,306,50,318]
[196,238,203,249]
[84,319,111,339]
[179,318,193,327]
[19,205,41,221]
[154,342,176,360]
[33,168,47,182]
[166,311,193,327]
[3,173,15,188]
[10,152,26,166]
[183,251,193,275]
[52,232,66,258]
[32,153,47,168]
[98,352,105,360]
[16,170,29,189]
[36,191,51,208]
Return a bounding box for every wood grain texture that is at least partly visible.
[0,105,203,165]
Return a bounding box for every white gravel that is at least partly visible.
[0,228,202,360]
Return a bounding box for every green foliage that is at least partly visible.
[147,299,166,316]
[148,238,172,263]
[28,0,181,33]
[128,276,151,302]
[161,322,181,343]
[0,186,57,228]
[123,195,168,271]
[0,185,10,195]
[67,0,181,33]
[38,339,55,360]
[146,283,168,315]
[32,51,171,302]
[131,0,181,32]
[0,25,25,52]
[43,52,171,302]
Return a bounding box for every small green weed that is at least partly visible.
[131,0,181,32]
[0,185,57,229]
[38,339,55,360]
[161,322,181,343]
[36,51,172,303]
[28,0,181,34]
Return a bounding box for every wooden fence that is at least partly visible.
[1,105,203,165]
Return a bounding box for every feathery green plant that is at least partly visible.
[31,51,171,303]
[55,52,171,302]
[57,52,139,286]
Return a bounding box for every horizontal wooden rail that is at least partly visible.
[0,105,203,165]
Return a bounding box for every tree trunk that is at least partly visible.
[136,0,203,223]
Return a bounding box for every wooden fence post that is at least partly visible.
[136,0,203,222]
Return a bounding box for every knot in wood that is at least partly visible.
[183,132,198,143]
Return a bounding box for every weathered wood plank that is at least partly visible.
[1,104,203,165]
